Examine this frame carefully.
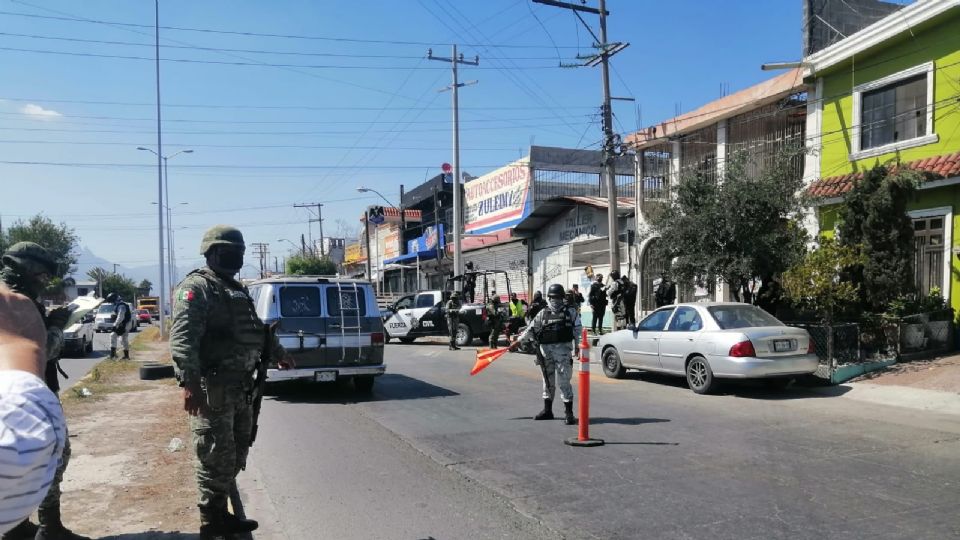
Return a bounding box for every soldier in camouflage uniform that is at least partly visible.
[170,226,287,539]
[486,292,503,349]
[445,291,461,350]
[513,283,582,425]
[1,242,88,540]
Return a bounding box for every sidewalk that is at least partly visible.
[57,328,200,539]
[815,354,960,416]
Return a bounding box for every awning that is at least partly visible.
[383,248,441,265]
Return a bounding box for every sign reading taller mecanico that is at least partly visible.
[464,159,532,234]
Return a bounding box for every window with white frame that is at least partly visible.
[853,62,935,158]
[913,215,945,297]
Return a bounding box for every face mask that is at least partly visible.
[549,298,564,311]
[212,248,244,274]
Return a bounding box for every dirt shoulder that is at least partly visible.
[58,327,200,539]
[851,354,960,393]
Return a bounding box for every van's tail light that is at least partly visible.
[728,340,756,358]
[807,339,815,354]
[481,308,487,322]
[371,332,385,347]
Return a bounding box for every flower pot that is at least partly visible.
[925,320,951,347]
[901,323,926,351]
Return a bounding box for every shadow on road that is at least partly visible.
[590,416,671,426]
[608,370,850,401]
[603,441,680,446]
[267,373,459,404]
[99,533,198,540]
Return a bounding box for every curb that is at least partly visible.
[810,382,960,416]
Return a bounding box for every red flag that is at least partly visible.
[470,347,510,376]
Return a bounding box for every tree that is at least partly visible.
[100,273,138,302]
[653,148,808,301]
[137,279,153,296]
[782,238,864,362]
[836,165,919,312]
[2,214,79,277]
[286,253,337,276]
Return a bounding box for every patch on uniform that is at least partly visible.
[178,289,196,302]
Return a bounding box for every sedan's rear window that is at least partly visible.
[280,286,321,317]
[708,305,783,329]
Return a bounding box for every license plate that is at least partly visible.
[315,371,337,382]
[773,339,793,353]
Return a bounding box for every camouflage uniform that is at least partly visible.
[445,293,461,350]
[1,242,86,540]
[170,267,284,514]
[517,284,582,424]
[486,295,503,349]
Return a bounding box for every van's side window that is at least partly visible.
[280,286,321,317]
[327,287,367,317]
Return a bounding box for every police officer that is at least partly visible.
[445,291,461,351]
[105,293,132,360]
[512,284,582,425]
[486,291,503,348]
[1,242,88,540]
[169,225,288,539]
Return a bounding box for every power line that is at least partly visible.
[0,8,585,49]
[0,160,511,170]
[0,122,581,135]
[0,140,523,151]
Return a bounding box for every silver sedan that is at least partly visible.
[595,302,818,394]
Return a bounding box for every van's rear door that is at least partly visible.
[324,284,377,364]
[275,284,328,368]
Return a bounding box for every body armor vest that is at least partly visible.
[538,308,574,344]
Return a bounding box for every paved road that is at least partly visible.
[244,343,960,540]
[57,323,153,390]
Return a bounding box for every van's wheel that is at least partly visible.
[139,363,175,381]
[354,376,375,393]
[686,355,715,394]
[399,337,416,344]
[455,324,473,347]
[601,347,626,379]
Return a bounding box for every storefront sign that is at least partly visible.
[558,210,598,242]
[382,229,400,259]
[408,224,445,254]
[464,160,532,234]
[344,243,364,263]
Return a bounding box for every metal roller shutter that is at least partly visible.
[462,240,529,301]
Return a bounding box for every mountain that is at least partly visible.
[70,246,190,293]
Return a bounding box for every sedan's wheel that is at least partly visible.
[455,323,473,347]
[686,355,715,394]
[601,347,626,379]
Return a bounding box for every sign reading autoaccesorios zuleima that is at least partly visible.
[464,160,532,235]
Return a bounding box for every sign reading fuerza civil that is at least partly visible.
[464,159,532,234]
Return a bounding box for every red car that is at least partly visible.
[137,309,152,324]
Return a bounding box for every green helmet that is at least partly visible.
[2,241,58,275]
[200,225,245,255]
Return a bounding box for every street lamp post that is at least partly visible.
[138,146,193,324]
[357,186,405,295]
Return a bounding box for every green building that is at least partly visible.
[806,0,960,310]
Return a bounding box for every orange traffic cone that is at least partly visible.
[470,347,510,376]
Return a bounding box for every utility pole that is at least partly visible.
[364,209,372,285]
[428,46,479,289]
[153,0,166,337]
[251,243,269,279]
[294,203,325,256]
[533,0,628,273]
[300,234,307,257]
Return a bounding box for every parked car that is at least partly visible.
[94,302,139,333]
[137,309,153,324]
[248,276,385,393]
[62,311,95,357]
[595,302,818,394]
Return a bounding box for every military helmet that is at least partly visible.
[200,225,245,255]
[1,241,58,275]
[547,283,565,298]
[106,292,119,303]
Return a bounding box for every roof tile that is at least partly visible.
[807,151,960,198]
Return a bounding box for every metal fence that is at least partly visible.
[787,309,954,378]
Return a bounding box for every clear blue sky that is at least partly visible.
[0,0,801,278]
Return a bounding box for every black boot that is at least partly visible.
[35,507,90,540]
[198,506,228,539]
[108,347,117,359]
[122,349,130,360]
[564,401,577,425]
[222,510,259,533]
[534,399,554,420]
[2,520,37,540]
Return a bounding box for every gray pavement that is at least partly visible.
[244,343,960,540]
[57,324,152,390]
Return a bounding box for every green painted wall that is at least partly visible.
[819,11,960,178]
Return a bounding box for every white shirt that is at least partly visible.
[0,370,66,534]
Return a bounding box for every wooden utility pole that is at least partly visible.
[251,243,269,279]
[428,46,478,288]
[294,202,325,256]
